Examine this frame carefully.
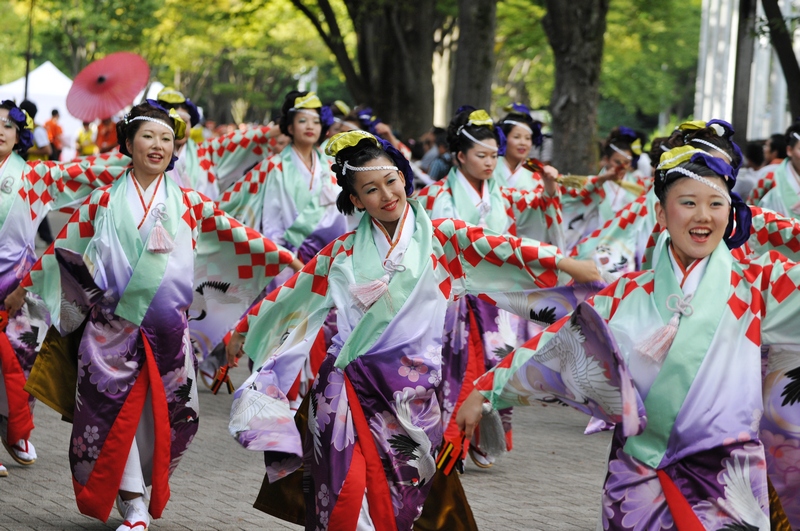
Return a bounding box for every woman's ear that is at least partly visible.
[654,200,667,229]
[456,151,466,167]
[350,193,365,211]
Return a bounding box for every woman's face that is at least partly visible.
[288,110,322,147]
[505,125,532,163]
[126,121,175,177]
[0,109,19,160]
[457,139,498,181]
[350,159,407,227]
[604,150,632,172]
[787,140,800,175]
[655,174,730,267]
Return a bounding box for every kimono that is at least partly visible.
[476,231,800,529]
[0,153,124,449]
[219,144,347,266]
[74,125,275,200]
[756,159,800,217]
[492,157,541,190]
[414,168,565,457]
[22,173,294,522]
[229,200,567,530]
[572,187,800,281]
[746,161,783,205]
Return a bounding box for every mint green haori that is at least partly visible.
[621,236,731,468]
[281,147,330,249]
[110,173,184,326]
[334,200,432,369]
[447,169,508,233]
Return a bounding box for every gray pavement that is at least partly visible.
[0,367,611,531]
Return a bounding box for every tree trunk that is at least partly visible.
[732,0,756,146]
[451,0,497,111]
[543,0,609,175]
[762,0,800,120]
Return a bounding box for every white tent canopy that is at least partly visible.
[0,61,81,160]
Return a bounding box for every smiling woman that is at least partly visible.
[458,143,800,529]
[14,100,297,531]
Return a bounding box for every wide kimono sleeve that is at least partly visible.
[501,186,565,248]
[473,276,648,438]
[431,218,564,301]
[69,150,130,167]
[22,188,112,333]
[746,206,800,262]
[572,193,656,279]
[186,190,296,356]
[747,169,776,204]
[228,236,350,457]
[560,174,607,208]
[197,125,273,194]
[26,160,125,215]
[216,157,271,230]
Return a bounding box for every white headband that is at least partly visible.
[660,145,670,152]
[500,120,533,135]
[458,127,498,152]
[690,139,731,161]
[342,162,398,175]
[291,109,320,118]
[0,116,20,129]
[665,167,731,204]
[793,132,800,143]
[128,116,175,136]
[609,143,632,160]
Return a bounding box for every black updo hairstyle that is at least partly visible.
[784,122,800,149]
[117,102,177,158]
[648,137,670,169]
[278,90,328,143]
[602,127,646,164]
[498,111,542,146]
[446,107,499,160]
[0,100,32,155]
[654,126,741,204]
[330,139,396,215]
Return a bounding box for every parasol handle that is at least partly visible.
[557,175,645,196]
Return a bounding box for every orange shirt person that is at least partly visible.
[95,117,118,153]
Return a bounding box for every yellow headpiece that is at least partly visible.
[325,130,380,158]
[169,108,187,140]
[656,145,704,170]
[467,109,493,128]
[157,87,187,104]
[292,92,322,110]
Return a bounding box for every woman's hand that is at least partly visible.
[596,164,626,184]
[541,164,560,196]
[289,258,304,272]
[3,285,27,317]
[373,123,401,149]
[226,331,246,368]
[557,257,603,284]
[456,389,487,440]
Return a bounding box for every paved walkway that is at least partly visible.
[0,366,611,531]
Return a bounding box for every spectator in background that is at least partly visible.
[95,116,117,153]
[734,140,765,199]
[427,128,452,181]
[44,109,63,161]
[764,132,787,166]
[418,126,445,173]
[202,119,217,140]
[76,121,97,156]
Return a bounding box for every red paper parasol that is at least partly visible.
[67,52,149,121]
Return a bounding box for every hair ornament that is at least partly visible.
[291,93,322,110]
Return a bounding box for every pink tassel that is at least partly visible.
[349,273,391,311]
[635,293,694,364]
[634,313,680,364]
[146,219,175,254]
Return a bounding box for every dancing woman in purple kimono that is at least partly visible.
[13,102,297,531]
[0,100,125,478]
[459,144,800,529]
[225,130,601,531]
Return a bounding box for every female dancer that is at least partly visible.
[0,100,125,476]
[225,129,600,531]
[458,144,800,529]
[494,103,544,189]
[415,107,569,467]
[12,101,297,531]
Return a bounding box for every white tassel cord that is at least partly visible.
[476,404,507,458]
[349,259,406,311]
[635,293,694,364]
[145,204,175,254]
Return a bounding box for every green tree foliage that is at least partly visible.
[494,0,701,136]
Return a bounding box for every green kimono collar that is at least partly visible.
[111,172,184,326]
[280,145,331,249]
[447,168,508,233]
[623,231,732,468]
[0,152,26,227]
[334,199,432,369]
[773,159,799,215]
